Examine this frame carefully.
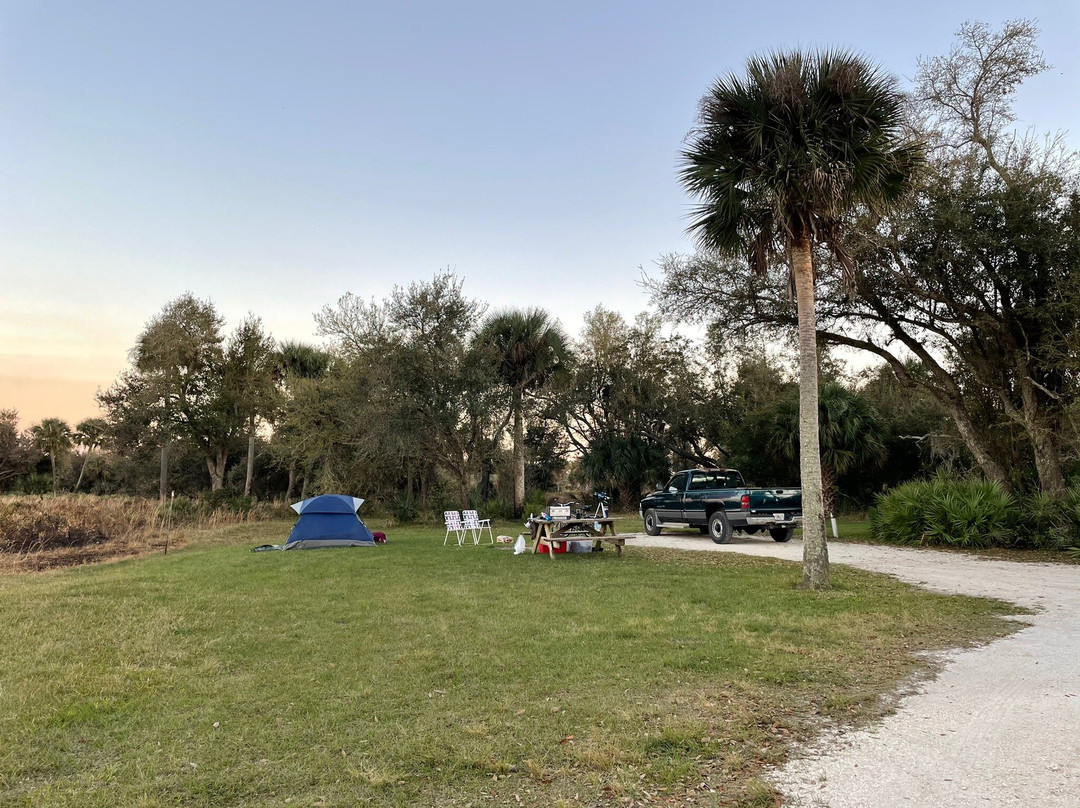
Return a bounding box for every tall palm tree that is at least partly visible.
[476,308,571,516]
[73,417,108,492]
[31,418,72,495]
[681,50,922,588]
[273,341,333,500]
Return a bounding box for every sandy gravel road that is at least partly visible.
[623,533,1080,808]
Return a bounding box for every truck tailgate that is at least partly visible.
[749,488,802,513]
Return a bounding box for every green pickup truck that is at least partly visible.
[638,468,802,544]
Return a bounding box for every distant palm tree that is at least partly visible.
[31,418,73,495]
[680,50,922,588]
[73,417,108,492]
[273,341,333,500]
[772,384,888,517]
[476,309,571,516]
[275,340,332,383]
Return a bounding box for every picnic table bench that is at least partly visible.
[527,517,626,558]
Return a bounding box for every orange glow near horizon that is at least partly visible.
[1,375,107,429]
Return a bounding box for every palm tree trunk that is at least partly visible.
[74,447,92,492]
[792,239,829,589]
[821,465,836,519]
[50,453,58,495]
[513,387,525,517]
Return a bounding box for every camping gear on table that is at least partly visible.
[282,495,376,549]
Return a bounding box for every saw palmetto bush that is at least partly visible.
[870,477,1019,548]
[1019,487,1080,550]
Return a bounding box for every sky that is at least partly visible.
[2,0,1078,427]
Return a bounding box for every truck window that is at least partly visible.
[688,472,708,491]
[711,471,744,488]
[666,472,689,493]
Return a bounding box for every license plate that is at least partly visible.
[773,513,784,520]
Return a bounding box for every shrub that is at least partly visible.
[12,474,52,495]
[0,494,292,571]
[523,489,548,518]
[870,477,1018,548]
[391,493,417,524]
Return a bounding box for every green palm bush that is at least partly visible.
[1021,485,1080,551]
[870,476,1019,548]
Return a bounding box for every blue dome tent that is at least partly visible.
[284,495,376,549]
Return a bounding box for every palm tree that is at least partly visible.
[273,341,333,500]
[680,50,922,588]
[772,383,888,517]
[30,418,72,495]
[73,417,108,492]
[275,340,332,383]
[476,308,571,516]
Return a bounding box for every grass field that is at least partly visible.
[0,521,1020,807]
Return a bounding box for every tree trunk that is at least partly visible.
[159,441,170,502]
[1031,425,1065,499]
[50,453,58,496]
[513,387,525,517]
[206,449,227,491]
[285,462,296,501]
[821,464,836,518]
[792,238,829,589]
[74,447,93,492]
[244,429,256,497]
[946,400,1012,492]
[1018,375,1065,498]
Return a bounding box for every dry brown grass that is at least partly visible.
[0,494,288,573]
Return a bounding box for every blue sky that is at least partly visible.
[2,0,1078,424]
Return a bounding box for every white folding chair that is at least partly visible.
[443,511,467,546]
[462,509,493,545]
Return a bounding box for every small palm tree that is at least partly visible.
[476,308,571,516]
[681,50,922,588]
[31,418,73,495]
[772,384,888,516]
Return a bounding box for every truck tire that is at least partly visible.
[770,527,793,543]
[643,509,662,536]
[708,511,732,544]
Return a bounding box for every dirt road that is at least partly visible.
[624,534,1080,807]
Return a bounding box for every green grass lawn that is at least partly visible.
[0,521,1019,808]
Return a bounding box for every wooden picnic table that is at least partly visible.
[527,517,625,558]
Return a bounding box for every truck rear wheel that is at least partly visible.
[708,511,732,544]
[770,527,793,543]
[643,509,662,536]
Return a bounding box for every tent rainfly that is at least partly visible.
[285,495,376,549]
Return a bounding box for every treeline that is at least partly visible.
[4,21,1076,519]
[1,280,958,519]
